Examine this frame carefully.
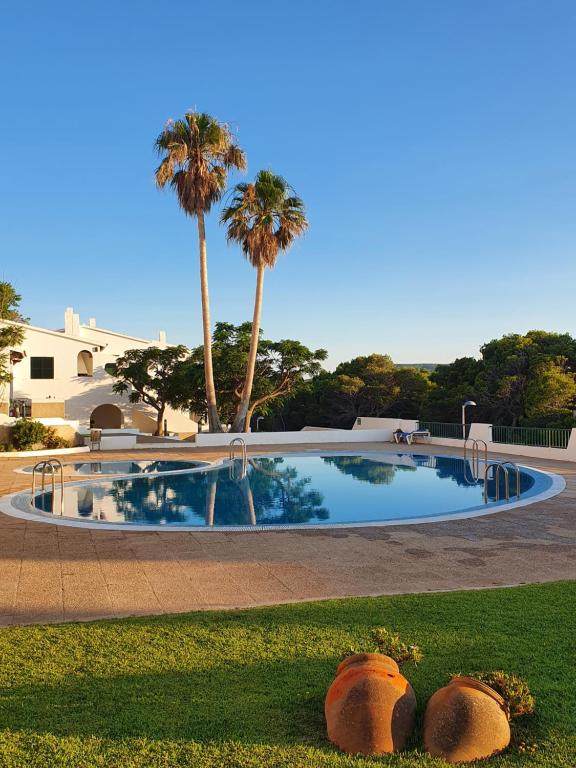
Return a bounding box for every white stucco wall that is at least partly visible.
[195,428,393,447]
[1,308,197,434]
[352,417,576,462]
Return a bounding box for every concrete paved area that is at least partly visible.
[0,442,574,626]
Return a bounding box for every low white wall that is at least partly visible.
[1,446,90,458]
[192,419,576,462]
[195,428,393,447]
[83,434,137,450]
[353,417,419,432]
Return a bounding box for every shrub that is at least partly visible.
[10,419,48,450]
[43,428,71,449]
[343,627,423,666]
[457,671,535,720]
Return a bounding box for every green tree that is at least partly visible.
[179,322,326,429]
[107,346,190,435]
[268,355,432,430]
[476,331,576,425]
[0,282,26,388]
[423,357,483,422]
[425,331,576,426]
[523,361,576,425]
[221,170,308,432]
[155,112,246,433]
[315,355,431,428]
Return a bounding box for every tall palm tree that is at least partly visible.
[221,170,308,433]
[155,112,245,432]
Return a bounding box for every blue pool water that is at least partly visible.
[23,460,205,475]
[24,453,558,529]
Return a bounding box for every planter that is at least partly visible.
[423,676,511,763]
[325,653,416,755]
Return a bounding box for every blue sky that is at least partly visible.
[1,0,575,368]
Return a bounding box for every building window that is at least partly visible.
[77,350,94,377]
[30,357,54,379]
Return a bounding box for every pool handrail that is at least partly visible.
[464,438,488,480]
[499,461,521,498]
[31,459,64,515]
[483,460,520,503]
[229,437,248,479]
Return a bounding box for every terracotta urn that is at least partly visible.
[325,653,416,755]
[423,676,511,763]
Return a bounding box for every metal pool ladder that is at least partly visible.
[229,437,248,480]
[483,461,520,503]
[31,458,64,515]
[463,438,488,481]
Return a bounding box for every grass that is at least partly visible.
[0,582,574,767]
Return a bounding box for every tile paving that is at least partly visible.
[0,441,574,625]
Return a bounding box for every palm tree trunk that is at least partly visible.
[231,263,265,433]
[244,403,257,433]
[197,209,223,432]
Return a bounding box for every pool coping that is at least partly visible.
[14,458,214,476]
[1,450,566,532]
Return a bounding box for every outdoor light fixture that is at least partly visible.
[462,400,477,439]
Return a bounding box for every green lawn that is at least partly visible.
[0,582,574,767]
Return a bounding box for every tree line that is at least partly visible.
[266,330,576,431]
[108,326,576,434]
[2,276,574,432]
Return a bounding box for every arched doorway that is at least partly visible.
[77,350,94,376]
[90,404,123,429]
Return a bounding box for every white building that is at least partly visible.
[0,307,198,435]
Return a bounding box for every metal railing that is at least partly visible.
[484,461,520,503]
[418,421,468,440]
[31,459,64,515]
[229,437,248,480]
[491,425,571,449]
[463,438,487,481]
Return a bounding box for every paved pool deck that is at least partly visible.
[0,442,574,626]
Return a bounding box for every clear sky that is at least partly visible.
[1,1,575,369]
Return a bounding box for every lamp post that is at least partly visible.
[462,400,476,440]
[256,416,264,432]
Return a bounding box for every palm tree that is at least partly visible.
[155,112,246,432]
[221,170,308,433]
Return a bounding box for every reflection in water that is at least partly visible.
[324,454,535,501]
[32,454,538,527]
[247,458,329,525]
[110,476,193,524]
[37,457,329,526]
[323,455,409,485]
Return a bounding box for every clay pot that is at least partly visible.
[325,653,416,755]
[423,676,511,763]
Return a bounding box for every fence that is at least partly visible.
[491,425,571,450]
[418,421,468,439]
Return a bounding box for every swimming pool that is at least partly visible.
[8,452,564,530]
[20,459,208,475]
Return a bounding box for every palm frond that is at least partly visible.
[221,170,308,269]
[154,111,245,216]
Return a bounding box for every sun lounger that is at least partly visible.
[393,429,431,445]
[406,430,431,444]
